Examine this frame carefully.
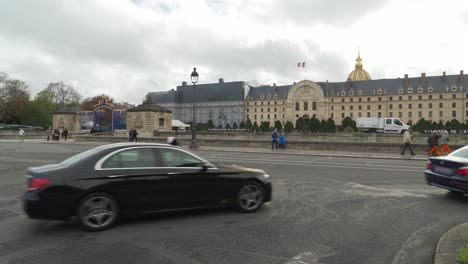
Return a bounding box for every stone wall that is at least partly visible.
[52,113,80,133]
[126,111,172,136]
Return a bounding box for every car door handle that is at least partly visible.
[108,174,125,178]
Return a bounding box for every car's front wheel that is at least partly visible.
[235,181,265,213]
[77,192,119,231]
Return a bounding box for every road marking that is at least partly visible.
[209,158,422,172]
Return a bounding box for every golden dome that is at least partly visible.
[347,52,371,81]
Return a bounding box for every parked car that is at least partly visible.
[425,145,468,193]
[23,143,272,231]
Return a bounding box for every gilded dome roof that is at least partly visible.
[347,52,371,81]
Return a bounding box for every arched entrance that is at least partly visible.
[93,98,114,132]
[286,80,326,123]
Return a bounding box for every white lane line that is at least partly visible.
[211,157,421,169]
[210,158,422,172]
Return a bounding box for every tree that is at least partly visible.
[45,81,81,109]
[0,73,30,124]
[324,118,336,133]
[143,93,153,105]
[295,117,308,131]
[20,101,50,128]
[414,118,431,133]
[450,119,462,130]
[341,117,356,132]
[246,118,253,131]
[217,124,223,129]
[252,121,259,131]
[259,121,270,132]
[233,122,238,130]
[239,121,245,129]
[284,121,294,132]
[81,94,114,111]
[274,120,283,131]
[308,117,321,132]
[207,119,215,129]
[225,123,231,130]
[320,119,327,132]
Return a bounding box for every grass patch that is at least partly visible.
[458,243,468,264]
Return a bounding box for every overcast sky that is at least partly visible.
[1,0,467,104]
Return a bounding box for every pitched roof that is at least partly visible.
[246,85,292,100]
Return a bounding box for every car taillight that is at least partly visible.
[27,178,50,191]
[457,167,468,176]
[426,160,432,169]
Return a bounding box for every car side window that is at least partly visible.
[101,148,162,169]
[386,119,392,125]
[159,148,203,168]
[393,119,402,126]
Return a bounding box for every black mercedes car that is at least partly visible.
[23,143,272,231]
[425,145,468,193]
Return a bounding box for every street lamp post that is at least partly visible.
[190,67,199,149]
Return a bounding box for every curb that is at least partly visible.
[434,222,468,264]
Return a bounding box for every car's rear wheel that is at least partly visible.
[78,192,119,231]
[235,181,264,213]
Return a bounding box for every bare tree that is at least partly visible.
[45,81,81,109]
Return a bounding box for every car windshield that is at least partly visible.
[449,147,468,159]
[60,146,105,165]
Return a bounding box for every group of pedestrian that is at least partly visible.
[428,131,450,156]
[128,129,139,142]
[271,128,286,150]
[401,129,451,156]
[46,128,68,141]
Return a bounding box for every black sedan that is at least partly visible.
[23,143,272,231]
[425,146,468,193]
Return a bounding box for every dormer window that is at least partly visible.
[377,89,382,95]
[260,96,265,100]
[267,95,271,99]
[349,91,354,96]
[407,88,413,93]
[418,88,423,93]
[341,91,346,96]
[330,92,335,96]
[274,95,278,99]
[428,87,433,92]
[358,90,363,96]
[398,88,403,94]
[452,86,458,92]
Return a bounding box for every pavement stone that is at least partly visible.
[435,222,468,264]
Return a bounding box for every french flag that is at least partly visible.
[297,62,305,67]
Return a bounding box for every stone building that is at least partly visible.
[246,54,468,126]
[149,54,467,128]
[52,107,81,133]
[148,79,249,127]
[126,104,172,136]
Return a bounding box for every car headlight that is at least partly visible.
[262,173,270,179]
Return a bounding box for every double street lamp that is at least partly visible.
[189,67,199,149]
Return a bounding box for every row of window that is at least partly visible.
[330,102,463,111]
[331,94,465,103]
[247,114,284,120]
[330,110,461,119]
[247,107,285,113]
[247,101,286,106]
[329,86,462,97]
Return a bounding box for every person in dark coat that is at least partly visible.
[133,129,139,142]
[63,128,69,141]
[128,129,134,142]
[428,132,441,156]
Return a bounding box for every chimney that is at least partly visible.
[441,71,447,82]
[460,70,464,82]
[273,83,277,92]
[404,74,409,86]
[219,78,224,83]
[182,81,187,86]
[420,73,426,85]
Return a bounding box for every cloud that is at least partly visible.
[0,0,467,105]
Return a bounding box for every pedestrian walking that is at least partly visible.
[279,132,286,149]
[133,129,139,142]
[401,129,415,156]
[438,131,451,156]
[128,129,134,142]
[63,128,69,141]
[271,128,279,150]
[428,132,441,156]
[18,128,25,142]
[167,136,180,146]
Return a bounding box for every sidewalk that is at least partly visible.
[435,222,468,264]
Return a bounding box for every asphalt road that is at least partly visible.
[0,142,467,264]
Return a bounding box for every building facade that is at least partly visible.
[149,79,249,127]
[150,54,468,128]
